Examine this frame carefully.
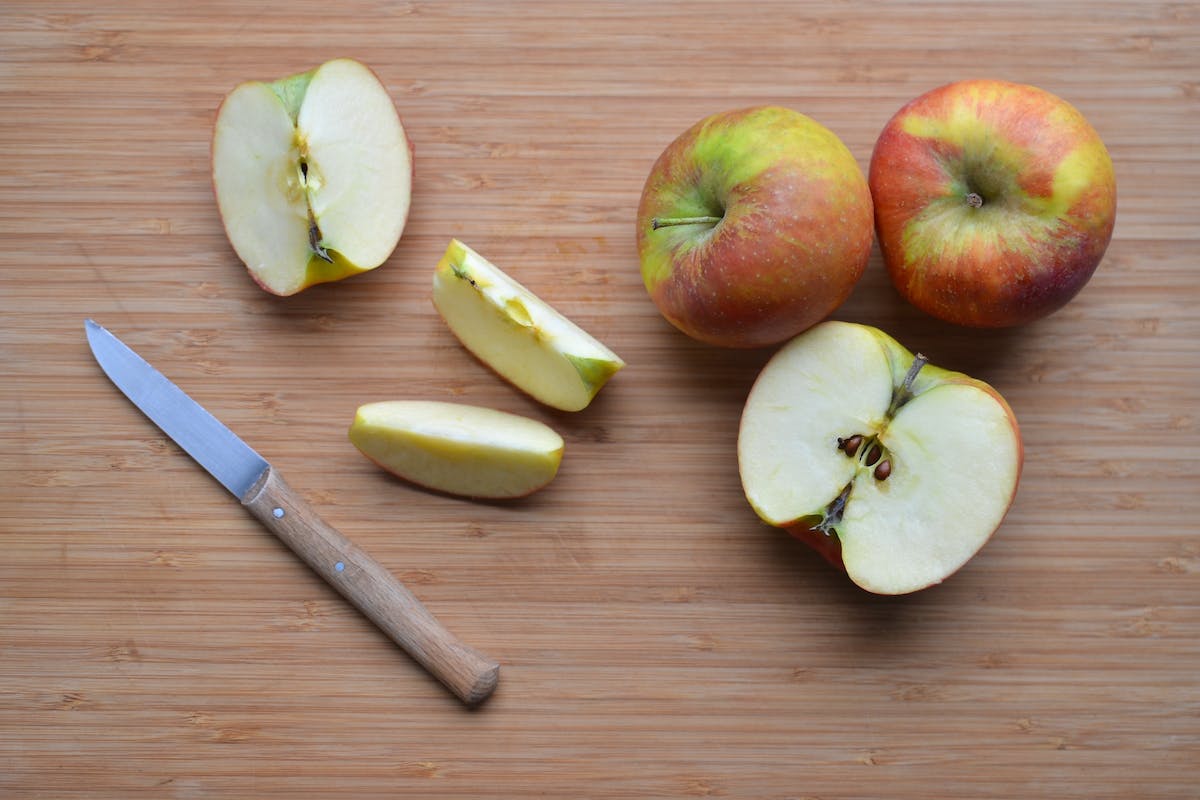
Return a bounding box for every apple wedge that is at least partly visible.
[432,239,625,412]
[349,401,564,499]
[738,321,1023,594]
[212,58,412,295]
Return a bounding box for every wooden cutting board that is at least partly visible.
[2,2,1196,797]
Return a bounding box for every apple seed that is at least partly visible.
[864,443,883,467]
[837,434,864,457]
[873,459,892,481]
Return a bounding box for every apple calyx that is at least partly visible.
[815,353,930,537]
[307,214,332,263]
[965,192,984,209]
[650,214,723,230]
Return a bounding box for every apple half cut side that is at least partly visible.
[212,58,412,295]
[737,321,1023,594]
[349,401,564,500]
[432,239,626,412]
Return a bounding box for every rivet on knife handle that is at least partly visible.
[242,467,499,705]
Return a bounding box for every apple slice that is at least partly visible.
[349,401,564,499]
[737,321,1022,594]
[432,239,625,412]
[212,58,412,295]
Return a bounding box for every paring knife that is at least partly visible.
[85,320,499,706]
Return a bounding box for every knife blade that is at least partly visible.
[85,319,499,705]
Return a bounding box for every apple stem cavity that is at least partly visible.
[650,215,722,230]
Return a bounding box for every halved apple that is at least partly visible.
[349,401,564,499]
[737,321,1023,594]
[212,58,412,295]
[432,239,625,412]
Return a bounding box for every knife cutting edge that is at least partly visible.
[84,319,499,706]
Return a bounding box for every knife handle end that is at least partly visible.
[242,466,500,706]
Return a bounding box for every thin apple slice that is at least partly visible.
[432,239,625,412]
[212,58,412,295]
[738,321,1022,594]
[349,401,564,499]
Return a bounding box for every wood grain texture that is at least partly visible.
[1,1,1197,798]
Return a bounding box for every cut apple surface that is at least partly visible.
[432,239,625,412]
[212,58,412,295]
[738,321,1022,594]
[349,401,564,499]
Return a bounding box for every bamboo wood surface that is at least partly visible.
[1,2,1197,798]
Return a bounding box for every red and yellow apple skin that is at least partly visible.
[637,106,874,349]
[869,79,1117,328]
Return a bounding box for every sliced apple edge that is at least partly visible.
[349,400,564,500]
[431,239,626,412]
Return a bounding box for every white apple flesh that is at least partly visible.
[212,58,412,295]
[432,239,625,412]
[738,321,1023,594]
[349,401,564,500]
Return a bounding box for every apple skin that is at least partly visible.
[637,106,874,349]
[869,79,1117,327]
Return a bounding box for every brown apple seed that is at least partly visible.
[873,459,892,481]
[838,435,863,457]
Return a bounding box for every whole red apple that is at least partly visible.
[637,106,874,348]
[869,79,1117,327]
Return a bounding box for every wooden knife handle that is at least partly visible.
[241,466,499,706]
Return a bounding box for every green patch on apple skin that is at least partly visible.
[269,69,316,125]
[644,107,856,265]
[689,107,849,195]
[896,111,1104,270]
[443,238,472,269]
[565,353,623,394]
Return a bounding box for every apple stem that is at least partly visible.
[888,353,928,416]
[651,215,722,230]
[904,354,928,392]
